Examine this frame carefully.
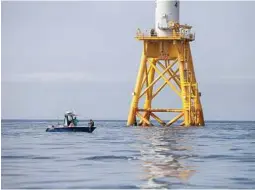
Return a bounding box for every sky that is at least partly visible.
[2,1,255,120]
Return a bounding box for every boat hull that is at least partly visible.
[46,126,96,133]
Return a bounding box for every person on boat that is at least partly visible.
[89,119,94,127]
[73,116,79,126]
[88,119,94,131]
[88,119,94,132]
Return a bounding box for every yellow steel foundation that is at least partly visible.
[127,23,205,127]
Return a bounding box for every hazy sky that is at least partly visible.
[2,1,255,120]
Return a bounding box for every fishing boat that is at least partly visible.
[46,126,96,133]
[46,111,96,133]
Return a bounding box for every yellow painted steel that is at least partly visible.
[127,23,205,127]
[141,58,156,126]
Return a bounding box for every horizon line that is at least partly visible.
[1,119,255,122]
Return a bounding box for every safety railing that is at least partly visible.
[136,29,195,41]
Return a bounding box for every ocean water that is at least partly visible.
[1,120,255,189]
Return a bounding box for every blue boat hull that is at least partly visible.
[46,127,96,133]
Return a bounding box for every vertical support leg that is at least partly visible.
[142,58,156,126]
[178,43,190,126]
[187,44,205,126]
[127,53,147,126]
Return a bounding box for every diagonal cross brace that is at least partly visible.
[139,60,178,99]
[148,60,181,97]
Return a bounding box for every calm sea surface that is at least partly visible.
[1,120,255,189]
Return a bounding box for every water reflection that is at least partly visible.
[136,127,196,188]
